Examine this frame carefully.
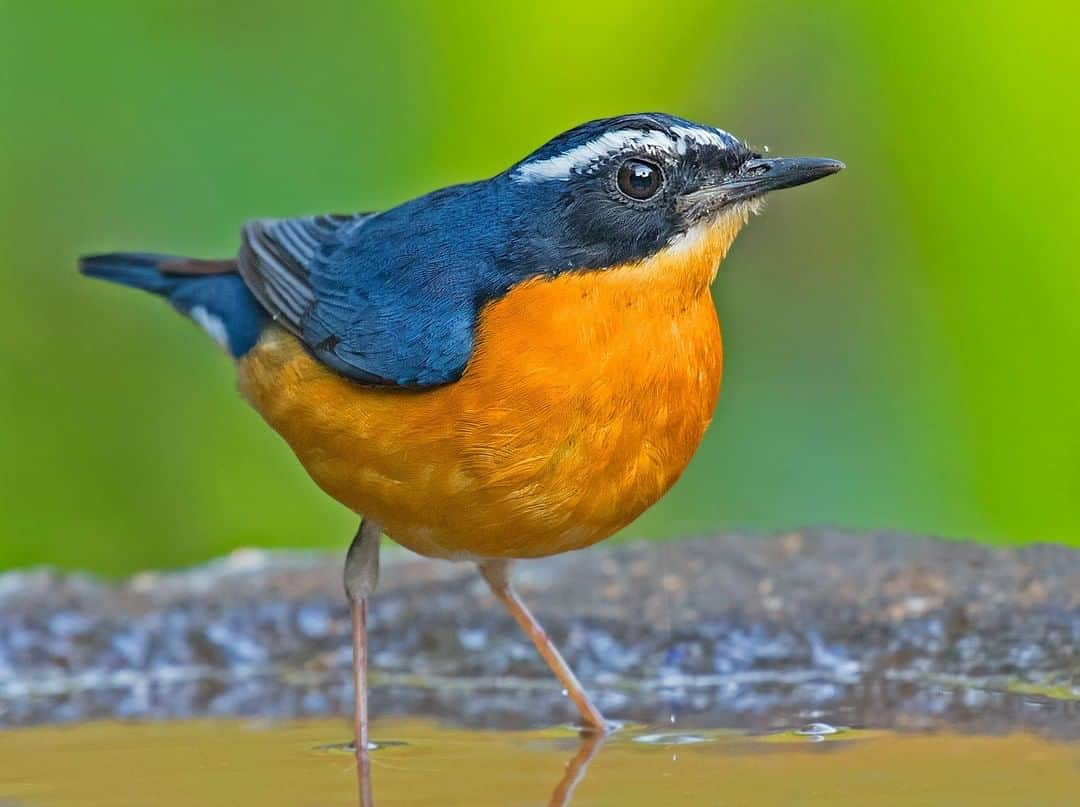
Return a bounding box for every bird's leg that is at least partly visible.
[478,559,607,732]
[344,517,382,805]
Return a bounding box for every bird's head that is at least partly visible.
[502,113,843,285]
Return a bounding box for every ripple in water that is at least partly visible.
[633,732,711,746]
[313,739,409,754]
[793,722,843,743]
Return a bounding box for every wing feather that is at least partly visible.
[233,182,492,387]
[237,213,373,337]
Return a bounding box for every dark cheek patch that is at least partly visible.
[561,185,681,269]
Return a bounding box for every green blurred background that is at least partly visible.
[2,1,1077,574]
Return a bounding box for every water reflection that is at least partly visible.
[546,731,607,807]
[1,717,1078,805]
[355,728,607,807]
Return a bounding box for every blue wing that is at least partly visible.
[236,183,501,387]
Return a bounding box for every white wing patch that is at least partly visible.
[190,305,229,349]
[512,125,734,183]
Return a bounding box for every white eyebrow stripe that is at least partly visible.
[513,129,677,182]
[513,125,734,182]
[670,124,732,150]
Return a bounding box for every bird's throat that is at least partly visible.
[607,202,754,309]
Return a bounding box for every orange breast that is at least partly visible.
[238,214,746,560]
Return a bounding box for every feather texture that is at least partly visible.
[237,209,747,560]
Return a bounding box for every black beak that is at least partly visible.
[721,156,845,201]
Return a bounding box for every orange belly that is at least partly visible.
[237,216,743,560]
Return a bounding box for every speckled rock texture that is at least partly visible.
[1,531,1077,736]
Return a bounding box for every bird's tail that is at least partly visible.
[79,253,268,357]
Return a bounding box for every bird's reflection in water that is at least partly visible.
[356,742,373,807]
[354,729,608,807]
[546,730,607,807]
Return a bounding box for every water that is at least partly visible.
[0,718,1077,806]
[1,536,1077,803]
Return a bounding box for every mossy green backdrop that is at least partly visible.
[2,2,1077,573]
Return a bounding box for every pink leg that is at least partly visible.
[478,560,607,732]
[345,519,382,806]
[350,598,373,806]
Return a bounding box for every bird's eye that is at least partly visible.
[616,158,663,201]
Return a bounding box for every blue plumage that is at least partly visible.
[81,113,765,386]
[298,182,508,386]
[80,254,267,357]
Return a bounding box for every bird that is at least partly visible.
[79,112,842,780]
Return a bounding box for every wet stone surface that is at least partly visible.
[0,530,1077,737]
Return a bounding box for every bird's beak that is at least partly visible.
[680,155,844,219]
[719,156,845,202]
